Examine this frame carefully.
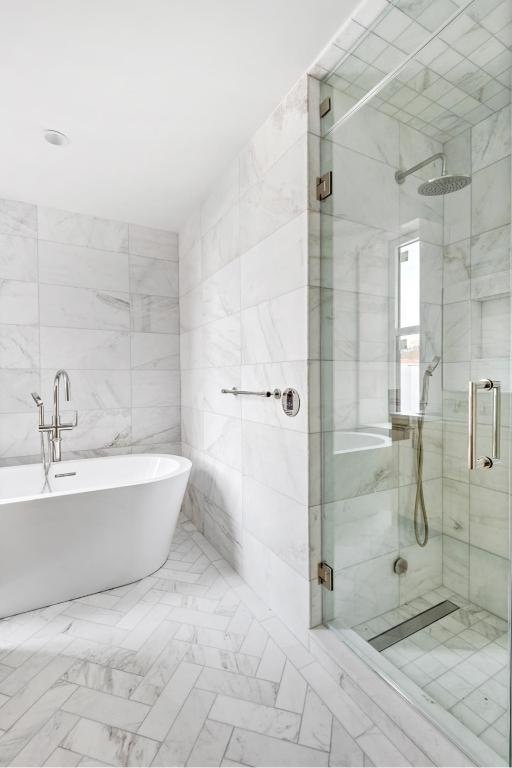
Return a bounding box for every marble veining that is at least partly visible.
[0,197,179,463]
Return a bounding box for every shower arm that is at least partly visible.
[395,153,446,185]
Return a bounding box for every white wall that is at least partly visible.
[0,199,180,464]
[179,75,320,639]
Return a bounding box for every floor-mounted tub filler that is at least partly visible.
[0,454,191,619]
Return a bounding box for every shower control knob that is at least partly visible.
[393,557,408,575]
[282,388,300,417]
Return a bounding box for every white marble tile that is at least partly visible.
[131,332,179,370]
[138,661,202,741]
[470,546,509,620]
[333,553,399,627]
[179,239,202,296]
[324,489,398,569]
[331,99,400,168]
[202,314,241,369]
[203,412,241,471]
[44,747,82,766]
[471,225,510,300]
[38,207,129,253]
[0,412,40,458]
[40,369,130,411]
[39,241,129,292]
[241,532,310,640]
[0,324,39,369]
[443,301,471,362]
[200,258,241,327]
[153,688,215,766]
[201,159,239,237]
[0,682,77,765]
[63,688,149,730]
[442,478,469,542]
[201,205,239,281]
[324,142,399,233]
[243,476,309,579]
[130,294,179,333]
[0,279,38,325]
[62,409,131,452]
[242,420,308,505]
[442,536,470,600]
[40,327,130,370]
[240,213,307,309]
[444,183,471,245]
[209,694,300,740]
[470,485,509,558]
[239,76,308,193]
[187,719,233,767]
[301,661,372,739]
[131,370,180,408]
[62,717,158,766]
[472,105,510,172]
[40,284,130,330]
[0,198,37,237]
[62,660,141,698]
[226,727,328,767]
[239,136,307,254]
[130,255,179,298]
[131,406,180,447]
[196,666,277,705]
[443,240,470,303]
[128,224,178,261]
[0,233,37,282]
[471,156,511,236]
[275,661,307,714]
[0,370,40,413]
[298,688,332,752]
[0,655,74,731]
[241,287,307,365]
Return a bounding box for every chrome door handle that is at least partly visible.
[468,379,501,470]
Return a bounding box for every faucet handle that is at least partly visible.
[60,410,78,430]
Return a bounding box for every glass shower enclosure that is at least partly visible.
[318,0,512,763]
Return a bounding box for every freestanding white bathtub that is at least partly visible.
[0,454,191,619]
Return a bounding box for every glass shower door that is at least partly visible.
[319,1,511,762]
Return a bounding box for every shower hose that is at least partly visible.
[413,414,429,547]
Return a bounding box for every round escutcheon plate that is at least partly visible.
[282,387,300,417]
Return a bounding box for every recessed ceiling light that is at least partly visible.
[44,129,69,147]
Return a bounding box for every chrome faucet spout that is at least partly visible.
[49,370,78,462]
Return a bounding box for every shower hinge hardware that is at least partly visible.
[316,171,332,201]
[318,562,334,591]
[319,96,331,118]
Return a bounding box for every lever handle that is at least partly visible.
[60,411,78,430]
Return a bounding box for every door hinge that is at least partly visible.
[316,171,332,201]
[320,96,332,118]
[318,562,334,591]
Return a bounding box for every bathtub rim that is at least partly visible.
[0,452,191,506]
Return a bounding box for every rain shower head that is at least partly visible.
[418,174,471,196]
[395,152,471,196]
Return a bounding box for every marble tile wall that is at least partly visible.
[0,200,180,464]
[441,104,511,620]
[179,75,320,640]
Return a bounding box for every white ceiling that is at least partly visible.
[0,0,358,231]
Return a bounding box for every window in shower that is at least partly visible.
[396,239,420,414]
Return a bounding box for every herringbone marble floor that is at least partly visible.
[0,518,470,767]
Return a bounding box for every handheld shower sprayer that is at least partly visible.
[414,355,441,548]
